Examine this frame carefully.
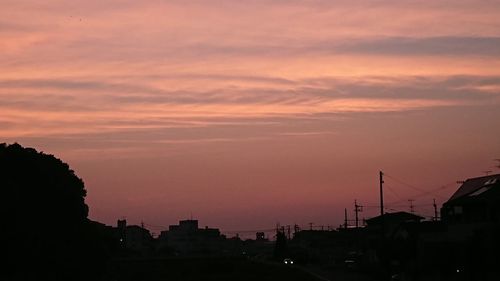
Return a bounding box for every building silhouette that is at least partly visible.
[157,219,226,256]
[116,219,154,255]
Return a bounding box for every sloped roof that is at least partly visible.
[446,174,500,203]
[366,211,424,225]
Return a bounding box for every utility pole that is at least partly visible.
[309,222,313,230]
[379,171,384,216]
[408,199,415,214]
[433,199,438,221]
[354,200,363,228]
[286,225,291,240]
[344,208,348,229]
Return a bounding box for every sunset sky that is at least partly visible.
[2,0,500,235]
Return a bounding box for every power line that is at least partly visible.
[385,181,457,205]
[222,228,276,234]
[384,173,427,193]
[384,184,403,201]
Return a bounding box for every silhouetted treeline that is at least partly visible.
[0,143,111,280]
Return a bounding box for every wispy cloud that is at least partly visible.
[2,74,496,142]
[275,131,337,137]
[333,37,500,57]
[1,0,500,154]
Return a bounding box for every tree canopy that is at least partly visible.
[0,143,106,280]
[0,143,88,226]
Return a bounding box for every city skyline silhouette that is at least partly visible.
[2,1,500,280]
[3,142,499,280]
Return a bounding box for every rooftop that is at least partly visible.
[446,174,500,203]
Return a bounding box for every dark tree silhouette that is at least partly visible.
[0,143,108,280]
[274,230,288,260]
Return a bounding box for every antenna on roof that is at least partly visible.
[354,200,363,228]
[408,199,415,214]
[433,199,438,221]
[494,159,500,170]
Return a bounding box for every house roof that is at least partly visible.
[366,211,424,225]
[446,174,500,203]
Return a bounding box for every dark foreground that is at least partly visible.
[107,257,370,281]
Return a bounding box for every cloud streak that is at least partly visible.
[333,37,500,56]
[2,74,497,141]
